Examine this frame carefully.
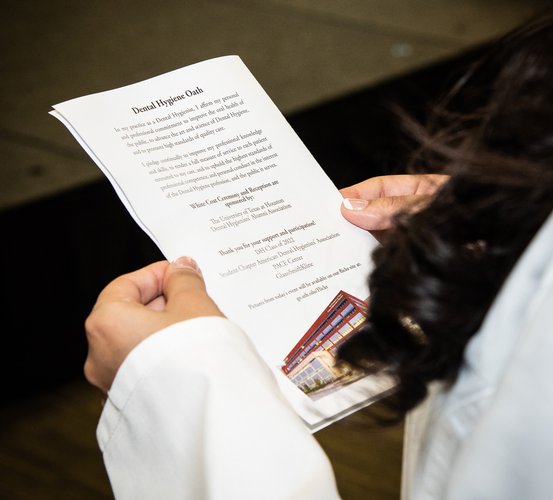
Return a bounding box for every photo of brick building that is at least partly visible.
[281,290,368,399]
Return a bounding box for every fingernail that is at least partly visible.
[172,256,201,274]
[343,198,368,210]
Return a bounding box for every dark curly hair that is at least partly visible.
[339,14,553,419]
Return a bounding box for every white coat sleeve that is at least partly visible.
[96,316,340,500]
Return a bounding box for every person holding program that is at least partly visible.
[84,15,553,500]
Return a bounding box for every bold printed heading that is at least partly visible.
[132,87,204,114]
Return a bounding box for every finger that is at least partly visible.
[95,261,169,307]
[84,300,159,392]
[341,194,428,231]
[164,257,223,317]
[146,295,167,312]
[340,174,448,201]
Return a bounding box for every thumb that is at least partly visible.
[341,195,425,231]
[163,257,223,317]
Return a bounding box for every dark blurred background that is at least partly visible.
[0,1,547,498]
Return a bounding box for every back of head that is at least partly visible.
[340,13,553,420]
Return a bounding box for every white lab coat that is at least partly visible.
[98,212,553,500]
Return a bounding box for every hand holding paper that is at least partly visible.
[52,56,391,429]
